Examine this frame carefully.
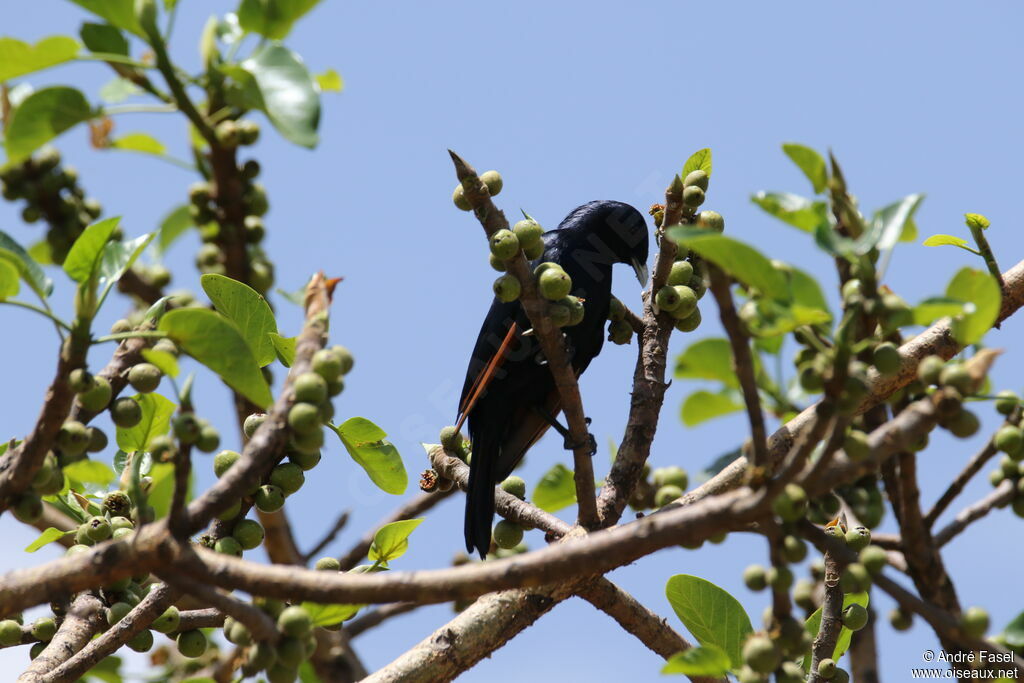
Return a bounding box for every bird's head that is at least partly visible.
[557,200,650,286]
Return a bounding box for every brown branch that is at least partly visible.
[848,602,881,683]
[168,442,192,538]
[116,268,164,306]
[924,439,1000,527]
[449,150,598,529]
[345,602,419,638]
[303,510,351,563]
[18,593,104,683]
[707,265,768,472]
[596,178,684,526]
[175,608,225,632]
[679,258,1024,509]
[0,329,89,511]
[68,326,151,424]
[46,583,180,683]
[934,480,1014,547]
[159,570,278,643]
[257,507,304,565]
[808,544,846,683]
[338,489,454,571]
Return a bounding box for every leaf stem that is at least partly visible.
[2,299,73,332]
[102,103,179,115]
[93,330,168,344]
[966,223,1005,289]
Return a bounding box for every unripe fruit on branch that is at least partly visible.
[538,267,572,301]
[743,564,767,591]
[682,185,705,208]
[233,519,265,550]
[917,354,945,385]
[960,606,989,638]
[842,604,868,631]
[480,170,503,196]
[673,308,702,333]
[667,260,694,286]
[293,372,327,404]
[278,606,312,637]
[742,634,779,674]
[177,629,208,658]
[872,342,901,376]
[255,485,285,512]
[489,229,519,260]
[128,363,162,393]
[500,475,526,500]
[695,210,725,232]
[493,274,521,302]
[683,170,708,191]
[452,184,471,211]
[513,219,543,250]
[492,520,524,549]
[79,375,112,412]
[110,397,142,428]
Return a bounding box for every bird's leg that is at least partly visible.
[532,407,596,455]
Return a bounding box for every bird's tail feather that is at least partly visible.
[464,426,497,559]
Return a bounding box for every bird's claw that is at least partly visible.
[564,431,597,456]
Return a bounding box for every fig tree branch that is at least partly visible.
[449,150,598,529]
[158,570,278,643]
[934,479,1014,547]
[596,179,684,526]
[924,437,1000,527]
[303,509,350,564]
[19,593,104,683]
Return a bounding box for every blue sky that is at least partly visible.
[2,1,1023,680]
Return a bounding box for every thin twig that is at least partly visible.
[449,150,598,529]
[303,510,351,563]
[924,439,1000,527]
[934,480,1014,547]
[345,602,419,638]
[159,571,278,643]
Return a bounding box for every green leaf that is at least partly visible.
[27,240,54,266]
[368,519,424,563]
[789,267,829,314]
[0,230,53,299]
[1001,610,1024,649]
[315,68,343,92]
[782,143,827,193]
[900,216,919,242]
[159,309,273,408]
[681,390,744,427]
[301,601,361,627]
[116,393,175,452]
[682,148,712,178]
[96,231,156,307]
[4,86,96,163]
[67,0,144,37]
[946,267,1001,345]
[269,332,297,367]
[142,348,179,378]
[862,193,925,253]
[82,654,123,683]
[0,259,20,300]
[675,338,738,388]
[64,460,116,487]
[661,644,731,676]
[0,36,81,81]
[63,217,121,283]
[240,42,320,148]
[24,527,74,553]
[913,296,969,326]
[750,192,830,233]
[111,132,166,156]
[201,274,278,366]
[99,77,143,103]
[328,418,407,494]
[665,574,753,670]
[803,591,869,669]
[237,0,323,40]
[157,205,193,254]
[922,234,978,255]
[668,227,789,300]
[533,463,576,513]
[80,22,129,55]
[146,462,187,519]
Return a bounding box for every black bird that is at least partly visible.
[459,200,649,557]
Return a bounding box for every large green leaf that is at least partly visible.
[913,296,969,327]
[4,87,96,162]
[782,143,827,193]
[142,348,179,378]
[237,0,323,39]
[328,418,406,494]
[533,463,576,513]
[803,591,869,669]
[201,273,278,366]
[675,338,739,388]
[157,205,193,253]
[0,230,53,299]
[368,518,423,564]
[0,36,81,81]
[67,0,145,37]
[64,459,116,487]
[240,43,320,148]
[80,22,129,55]
[158,309,273,408]
[63,217,121,283]
[25,527,74,553]
[668,227,788,300]
[750,192,830,233]
[665,574,753,670]
[96,231,156,308]
[682,148,712,178]
[315,68,343,93]
[116,393,175,452]
[661,644,731,676]
[0,259,20,300]
[681,390,744,427]
[789,267,830,316]
[269,333,297,367]
[946,267,1001,345]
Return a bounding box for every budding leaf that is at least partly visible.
[110,132,167,156]
[682,148,712,178]
[665,574,753,670]
[750,192,831,233]
[922,234,973,250]
[945,267,1001,345]
[533,463,576,513]
[965,213,991,230]
[301,601,361,627]
[63,217,121,284]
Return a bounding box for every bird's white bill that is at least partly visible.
[631,258,649,286]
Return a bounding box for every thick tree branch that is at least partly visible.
[808,547,845,683]
[19,593,104,683]
[449,150,598,529]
